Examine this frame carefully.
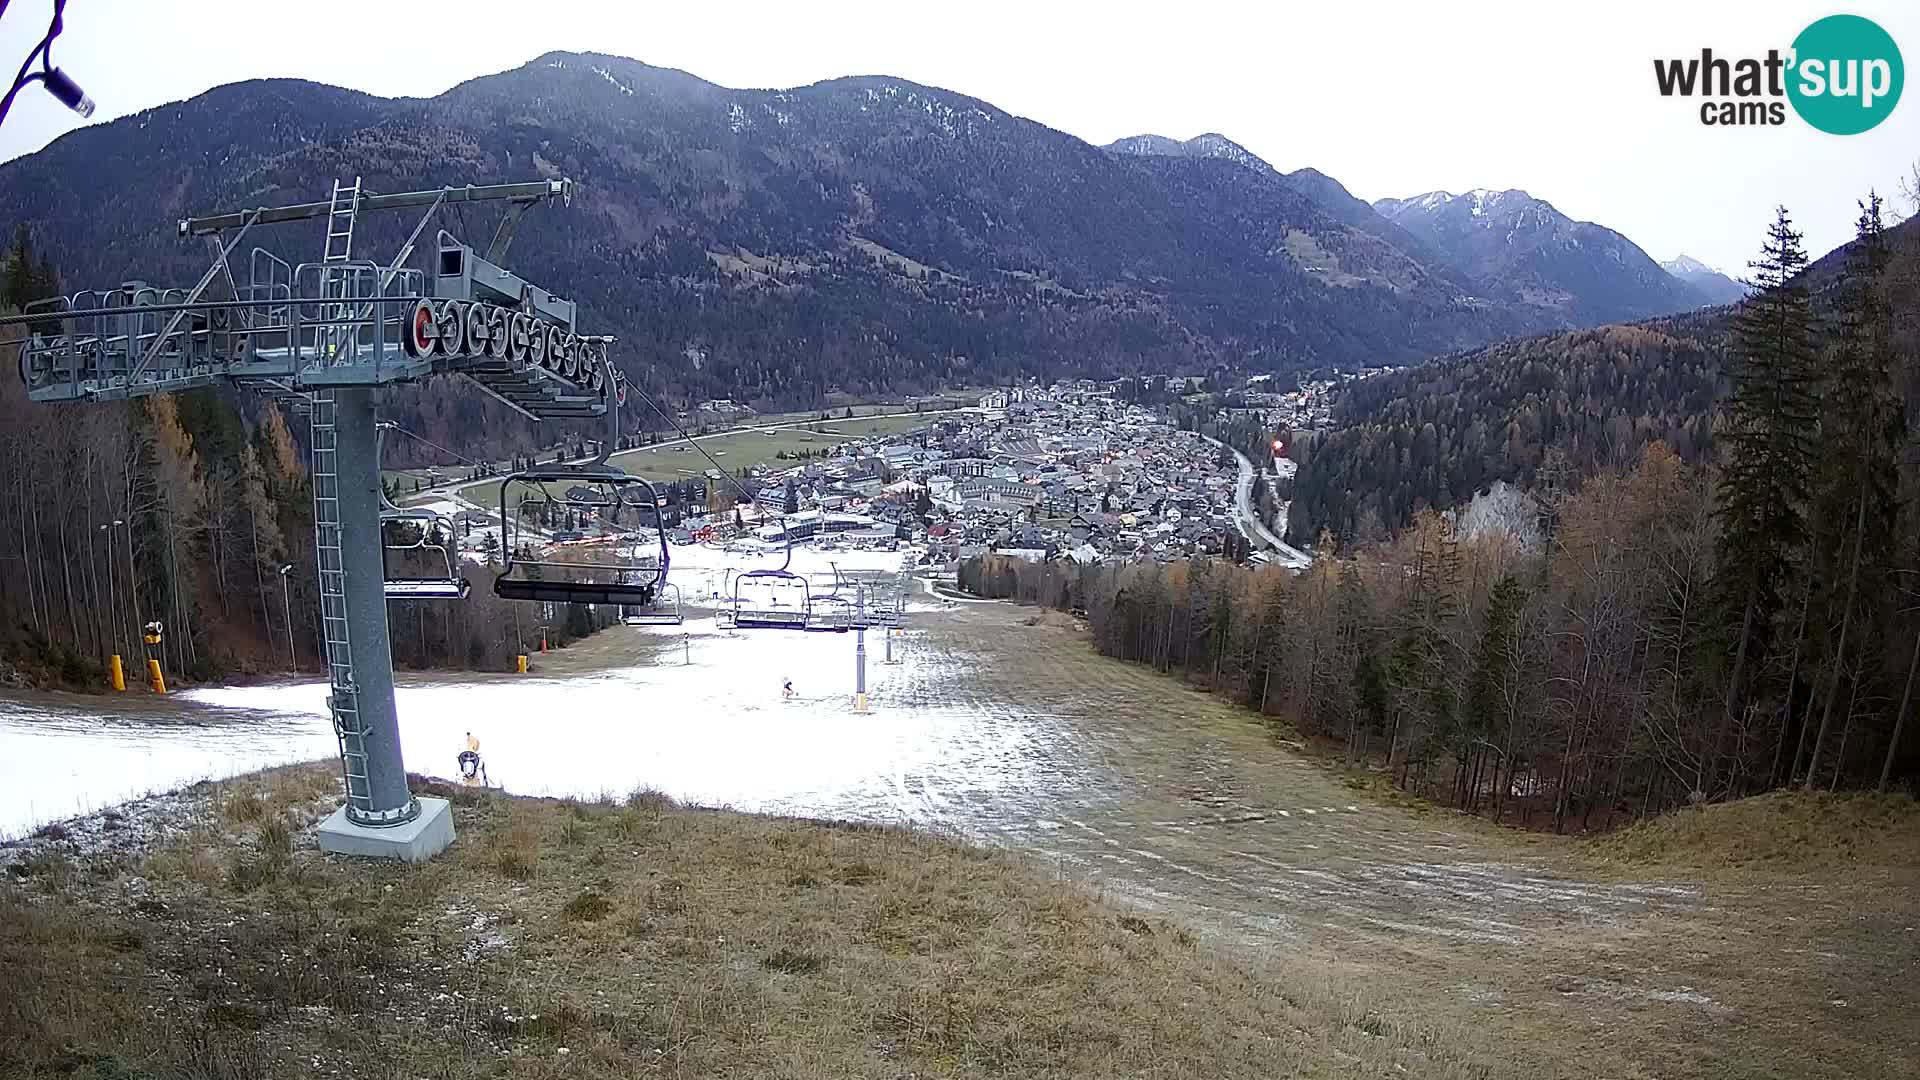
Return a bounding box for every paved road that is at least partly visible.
[1203,434,1311,568]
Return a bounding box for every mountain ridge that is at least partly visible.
[0,53,1717,410]
[1371,187,1705,324]
[1662,253,1749,305]
[1104,138,1712,327]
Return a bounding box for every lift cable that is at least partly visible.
[384,421,489,471]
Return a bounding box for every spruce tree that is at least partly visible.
[1804,194,1902,788]
[1463,575,1527,806]
[1389,515,1460,789]
[1709,207,1818,795]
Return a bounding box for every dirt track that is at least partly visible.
[904,603,1918,1080]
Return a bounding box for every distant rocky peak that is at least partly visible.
[1104,132,1273,173]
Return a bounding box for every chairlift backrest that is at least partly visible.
[731,568,811,628]
[619,582,683,626]
[380,507,469,600]
[494,464,671,606]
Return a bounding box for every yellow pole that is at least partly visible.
[146,659,167,695]
[109,654,125,692]
[516,654,528,674]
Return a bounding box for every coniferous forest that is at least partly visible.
[966,200,1920,820]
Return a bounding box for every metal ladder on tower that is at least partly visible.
[310,177,373,818]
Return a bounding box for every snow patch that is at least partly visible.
[591,65,633,96]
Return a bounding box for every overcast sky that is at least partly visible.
[2,0,1914,275]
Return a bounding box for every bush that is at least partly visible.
[763,947,825,974]
[493,821,539,880]
[224,791,266,824]
[561,889,611,921]
[226,851,280,892]
[257,817,293,861]
[626,787,675,813]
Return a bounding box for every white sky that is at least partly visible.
[1,0,1914,275]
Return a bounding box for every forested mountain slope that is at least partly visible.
[1286,214,1920,547]
[1286,322,1723,544]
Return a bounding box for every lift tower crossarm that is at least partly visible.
[178,179,573,237]
[127,210,260,380]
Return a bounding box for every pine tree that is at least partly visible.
[1388,514,1460,789]
[5,225,61,329]
[1462,575,1527,808]
[239,444,287,654]
[5,224,38,308]
[1804,194,1903,788]
[1334,561,1376,760]
[140,394,208,678]
[1709,207,1818,796]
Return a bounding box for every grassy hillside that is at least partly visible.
[1584,790,1920,874]
[1,764,1489,1080]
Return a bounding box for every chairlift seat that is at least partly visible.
[495,578,656,605]
[620,584,683,625]
[385,578,472,600]
[735,610,809,629]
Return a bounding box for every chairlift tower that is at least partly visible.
[7,176,616,861]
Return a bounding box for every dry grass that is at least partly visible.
[916,606,1920,1080]
[222,789,267,824]
[0,766,1497,1080]
[492,817,541,880]
[1583,789,1920,874]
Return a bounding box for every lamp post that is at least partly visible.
[97,521,120,655]
[278,563,297,670]
[98,519,129,659]
[119,518,141,670]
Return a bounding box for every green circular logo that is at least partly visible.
[1787,14,1903,135]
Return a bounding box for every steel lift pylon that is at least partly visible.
[9,176,613,861]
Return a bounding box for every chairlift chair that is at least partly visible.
[492,347,674,607]
[730,568,811,629]
[374,422,470,600]
[803,593,853,633]
[381,508,472,599]
[621,582,683,626]
[495,465,672,605]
